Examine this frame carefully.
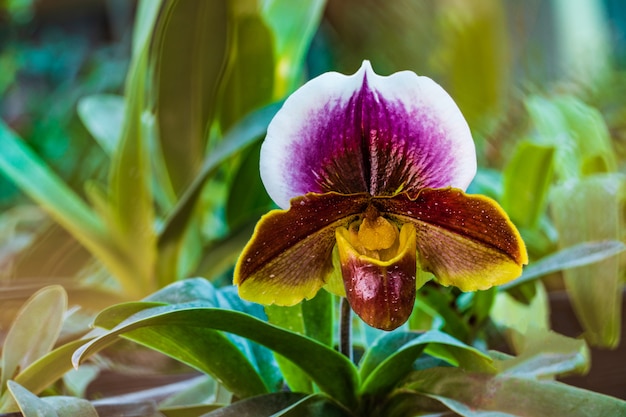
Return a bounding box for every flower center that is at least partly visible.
[346,205,400,261]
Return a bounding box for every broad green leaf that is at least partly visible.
[358,332,418,381]
[260,0,327,96]
[526,95,617,181]
[1,286,67,391]
[10,338,97,398]
[501,240,626,290]
[404,367,626,417]
[144,279,282,392]
[264,291,334,393]
[495,329,589,378]
[151,0,228,194]
[302,289,334,348]
[265,304,314,393]
[216,287,283,392]
[359,330,494,397]
[72,305,359,409]
[434,0,509,136]
[158,375,221,414]
[218,13,275,132]
[555,97,616,175]
[144,277,221,306]
[77,94,125,156]
[61,365,99,398]
[491,282,549,351]
[81,302,269,399]
[7,381,97,417]
[501,141,555,229]
[551,174,625,347]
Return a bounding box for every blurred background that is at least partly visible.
[1,0,625,399]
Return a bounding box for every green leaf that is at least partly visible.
[260,0,327,96]
[160,404,222,417]
[270,393,352,417]
[491,282,550,350]
[107,39,156,298]
[1,286,67,392]
[142,279,283,392]
[526,95,617,181]
[218,13,275,131]
[11,338,96,397]
[435,0,509,135]
[157,101,282,250]
[501,240,626,290]
[550,174,625,347]
[376,391,448,417]
[501,141,555,229]
[72,305,359,409]
[193,220,257,281]
[132,0,163,58]
[263,291,334,393]
[192,392,306,417]
[359,330,494,397]
[226,141,273,230]
[495,329,589,378]
[404,367,626,417]
[7,381,98,417]
[302,290,334,348]
[414,286,471,342]
[151,0,228,194]
[77,94,125,156]
[158,376,221,414]
[0,122,126,278]
[265,304,314,393]
[87,302,269,399]
[555,97,616,175]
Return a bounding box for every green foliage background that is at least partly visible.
[0,0,625,416]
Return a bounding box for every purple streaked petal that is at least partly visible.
[261,60,476,209]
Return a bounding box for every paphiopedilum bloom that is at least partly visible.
[234,61,527,330]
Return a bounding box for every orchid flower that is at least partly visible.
[234,61,527,330]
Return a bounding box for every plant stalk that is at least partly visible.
[340,297,352,361]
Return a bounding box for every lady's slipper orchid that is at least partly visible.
[234,61,527,330]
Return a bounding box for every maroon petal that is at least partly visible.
[336,223,420,330]
[234,193,369,306]
[379,189,528,291]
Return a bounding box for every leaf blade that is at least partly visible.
[72,305,359,408]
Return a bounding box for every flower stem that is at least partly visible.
[340,297,352,361]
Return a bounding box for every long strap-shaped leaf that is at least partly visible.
[0,122,111,266]
[358,330,494,397]
[402,367,626,417]
[72,304,359,409]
